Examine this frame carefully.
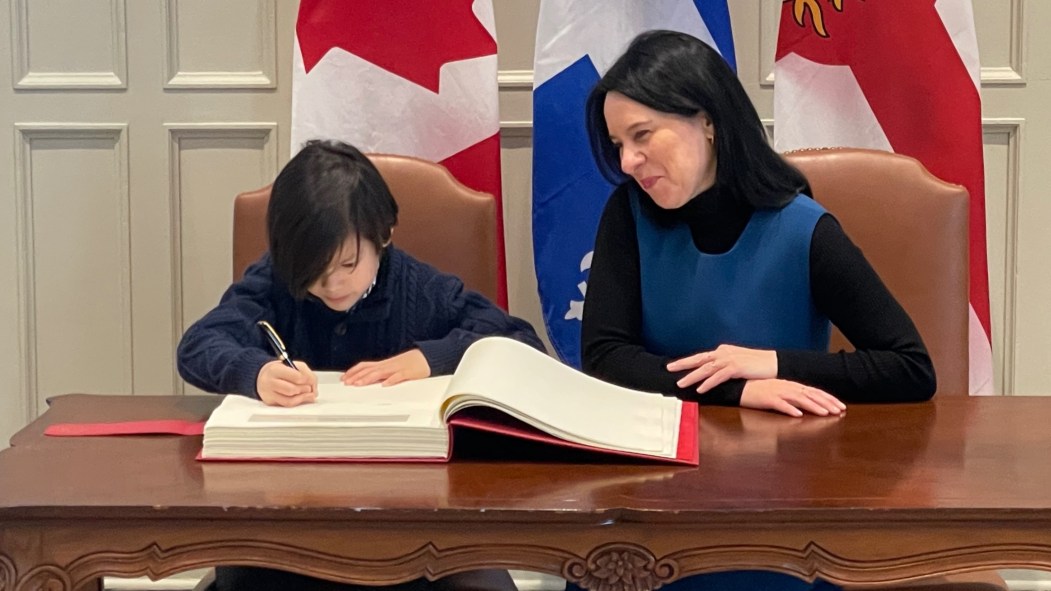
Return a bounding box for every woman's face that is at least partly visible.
[307,235,382,312]
[603,92,716,209]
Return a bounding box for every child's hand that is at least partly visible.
[342,349,431,387]
[256,360,318,407]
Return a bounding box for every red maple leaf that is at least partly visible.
[296,0,497,94]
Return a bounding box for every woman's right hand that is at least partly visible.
[256,360,318,407]
[740,379,846,417]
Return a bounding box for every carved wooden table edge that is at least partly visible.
[5,523,1051,591]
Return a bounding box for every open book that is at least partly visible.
[201,337,698,465]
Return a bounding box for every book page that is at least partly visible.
[207,374,451,430]
[441,338,681,457]
[202,375,455,459]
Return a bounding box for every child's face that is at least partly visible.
[307,235,381,312]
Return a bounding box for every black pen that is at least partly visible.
[256,320,299,371]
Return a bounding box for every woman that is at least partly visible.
[581,30,935,421]
[578,27,934,591]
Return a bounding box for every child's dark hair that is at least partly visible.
[267,140,398,299]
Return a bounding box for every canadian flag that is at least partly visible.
[774,0,993,394]
[291,0,506,306]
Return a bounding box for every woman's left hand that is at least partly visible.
[667,344,778,393]
[342,349,432,387]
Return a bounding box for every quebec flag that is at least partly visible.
[532,1,736,367]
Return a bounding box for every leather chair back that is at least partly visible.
[785,148,969,396]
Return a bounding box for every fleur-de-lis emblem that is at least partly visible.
[788,0,846,38]
[564,250,593,321]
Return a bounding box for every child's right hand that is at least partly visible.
[256,360,318,407]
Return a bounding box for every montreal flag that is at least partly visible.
[532,0,736,366]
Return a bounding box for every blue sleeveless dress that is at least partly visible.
[632,189,830,357]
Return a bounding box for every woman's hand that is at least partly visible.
[740,378,846,417]
[667,344,778,393]
[342,349,432,386]
[256,360,318,407]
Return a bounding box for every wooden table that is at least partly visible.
[2,394,1050,591]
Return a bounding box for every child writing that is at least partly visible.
[177,139,543,591]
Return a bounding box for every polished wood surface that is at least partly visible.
[2,394,1051,590]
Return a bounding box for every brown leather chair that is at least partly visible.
[785,147,969,397]
[787,148,1004,591]
[232,153,499,302]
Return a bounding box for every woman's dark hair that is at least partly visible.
[584,30,807,208]
[267,140,398,298]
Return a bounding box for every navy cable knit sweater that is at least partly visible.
[177,246,545,397]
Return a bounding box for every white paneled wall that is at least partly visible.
[162,0,276,88]
[11,0,128,88]
[14,125,132,413]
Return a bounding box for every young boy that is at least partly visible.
[178,139,544,405]
[177,140,542,591]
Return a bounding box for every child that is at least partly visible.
[177,139,543,591]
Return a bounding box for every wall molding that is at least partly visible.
[500,120,533,138]
[498,69,534,89]
[981,0,1026,86]
[982,117,1023,396]
[11,126,35,424]
[759,0,777,87]
[498,69,534,133]
[165,123,278,394]
[166,71,276,88]
[162,0,277,89]
[14,71,126,88]
[10,0,127,89]
[14,123,131,418]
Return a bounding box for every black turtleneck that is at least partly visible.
[580,183,935,405]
